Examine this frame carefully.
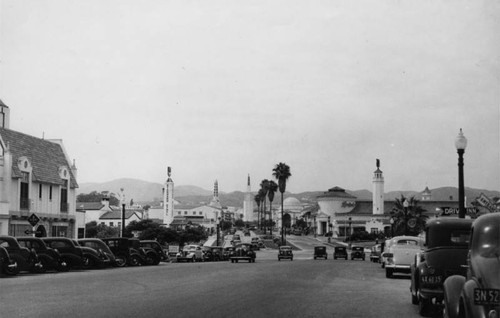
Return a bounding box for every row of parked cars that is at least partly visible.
[0,236,169,276]
[175,242,257,263]
[370,212,499,318]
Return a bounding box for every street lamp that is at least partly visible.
[403,199,409,235]
[455,128,467,219]
[348,217,352,248]
[120,188,126,237]
[216,217,221,246]
[313,216,317,238]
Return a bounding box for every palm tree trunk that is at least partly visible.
[280,192,284,245]
[269,201,273,236]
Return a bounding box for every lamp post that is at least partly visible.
[455,128,467,219]
[348,217,352,248]
[403,199,409,235]
[216,217,221,246]
[313,216,317,238]
[390,217,394,237]
[120,188,126,237]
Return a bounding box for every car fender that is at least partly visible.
[443,275,465,318]
[461,278,486,318]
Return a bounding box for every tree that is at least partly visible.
[272,162,291,244]
[234,218,245,228]
[390,195,428,236]
[85,221,119,238]
[258,188,266,230]
[254,193,261,229]
[267,180,278,235]
[260,179,270,231]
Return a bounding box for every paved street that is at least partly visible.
[1,235,425,318]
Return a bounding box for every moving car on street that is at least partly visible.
[410,218,473,317]
[370,244,382,263]
[278,245,293,261]
[443,213,500,318]
[230,243,255,263]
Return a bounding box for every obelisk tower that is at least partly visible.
[372,159,384,215]
[243,174,253,222]
[163,166,174,226]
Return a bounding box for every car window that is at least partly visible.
[0,240,10,248]
[396,240,419,245]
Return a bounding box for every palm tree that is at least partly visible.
[254,193,261,229]
[260,179,270,231]
[390,195,428,236]
[267,180,278,235]
[272,162,291,244]
[258,188,266,231]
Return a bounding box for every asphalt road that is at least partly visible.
[0,236,425,318]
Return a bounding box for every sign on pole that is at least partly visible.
[27,213,40,227]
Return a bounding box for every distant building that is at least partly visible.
[0,99,82,238]
[243,174,253,222]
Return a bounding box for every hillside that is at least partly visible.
[78,179,499,208]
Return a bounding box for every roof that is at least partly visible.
[0,127,78,188]
[317,187,357,199]
[0,99,7,108]
[99,210,141,220]
[75,202,105,211]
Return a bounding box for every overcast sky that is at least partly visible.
[0,0,498,194]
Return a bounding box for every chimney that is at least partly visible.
[0,99,10,129]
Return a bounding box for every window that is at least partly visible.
[60,180,68,212]
[110,222,114,226]
[49,186,53,200]
[199,212,203,215]
[39,184,42,199]
[193,212,196,215]
[178,211,181,215]
[371,228,378,234]
[184,211,187,215]
[20,172,30,210]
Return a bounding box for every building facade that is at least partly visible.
[0,99,82,238]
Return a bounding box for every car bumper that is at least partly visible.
[385,264,411,272]
[419,287,444,301]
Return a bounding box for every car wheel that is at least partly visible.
[57,260,69,272]
[114,255,127,267]
[419,297,433,317]
[411,290,419,305]
[130,255,141,266]
[314,257,316,260]
[82,256,93,269]
[4,263,19,276]
[386,268,393,278]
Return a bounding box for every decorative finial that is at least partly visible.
[167,166,171,177]
[376,159,380,168]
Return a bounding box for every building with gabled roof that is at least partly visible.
[0,99,82,238]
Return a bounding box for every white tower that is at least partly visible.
[243,174,253,222]
[163,166,174,226]
[372,159,384,215]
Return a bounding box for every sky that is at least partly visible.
[0,0,499,194]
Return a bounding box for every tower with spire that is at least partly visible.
[163,166,174,226]
[372,159,384,215]
[243,174,254,222]
[209,179,222,208]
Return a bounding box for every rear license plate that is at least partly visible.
[421,275,443,284]
[474,288,500,305]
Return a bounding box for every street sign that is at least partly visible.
[440,207,478,216]
[24,229,42,235]
[27,213,40,227]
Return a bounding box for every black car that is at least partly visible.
[333,246,348,260]
[222,246,235,261]
[0,235,43,274]
[230,243,256,263]
[77,238,117,268]
[17,237,69,272]
[0,245,17,276]
[314,246,327,260]
[140,240,168,263]
[351,246,365,261]
[278,245,293,261]
[42,237,85,270]
[101,237,150,266]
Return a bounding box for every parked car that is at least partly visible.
[370,244,382,263]
[443,213,500,318]
[17,237,69,272]
[0,245,17,276]
[78,238,117,268]
[230,243,255,263]
[351,246,366,261]
[222,246,235,261]
[314,246,328,260]
[292,229,302,236]
[278,245,293,261]
[0,235,43,274]
[383,236,424,278]
[380,238,394,268]
[177,245,203,262]
[209,246,224,261]
[333,246,348,260]
[100,237,144,266]
[410,218,473,317]
[140,240,168,263]
[42,237,85,270]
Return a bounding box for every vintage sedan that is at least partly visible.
[17,237,69,272]
[140,240,168,263]
[77,238,117,268]
[369,244,382,263]
[222,246,235,261]
[314,246,328,260]
[43,237,85,270]
[443,213,500,318]
[278,245,293,261]
[351,246,366,261]
[0,245,17,276]
[383,235,424,278]
[0,235,43,274]
[409,218,473,317]
[230,243,255,263]
[333,246,348,260]
[177,245,203,262]
[101,238,146,266]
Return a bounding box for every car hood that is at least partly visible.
[471,255,500,290]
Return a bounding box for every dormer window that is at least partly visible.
[18,156,32,172]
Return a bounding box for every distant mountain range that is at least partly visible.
[77,178,500,207]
